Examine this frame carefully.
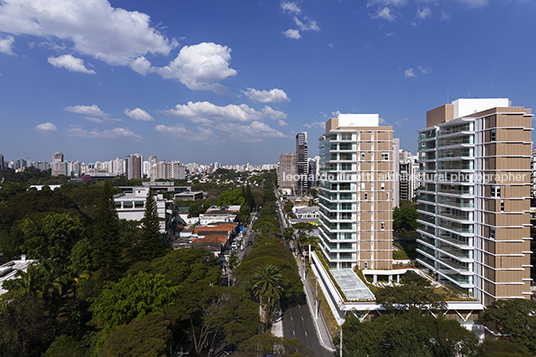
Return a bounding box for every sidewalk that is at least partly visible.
[295,254,336,352]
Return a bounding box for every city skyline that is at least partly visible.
[1,0,535,164]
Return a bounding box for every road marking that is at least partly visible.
[301,316,304,321]
[305,331,308,336]
[293,330,295,335]
[290,316,293,321]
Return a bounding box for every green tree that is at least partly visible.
[139,187,166,261]
[92,181,123,281]
[43,335,89,357]
[252,264,284,327]
[217,189,246,207]
[100,312,170,357]
[393,201,419,237]
[483,298,536,354]
[89,271,180,336]
[188,201,205,217]
[70,238,94,274]
[22,213,84,264]
[235,332,314,357]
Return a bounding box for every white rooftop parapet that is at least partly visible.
[338,113,379,127]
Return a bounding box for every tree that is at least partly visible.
[139,187,166,261]
[393,201,419,237]
[217,189,246,207]
[100,313,170,357]
[43,335,89,357]
[89,272,180,336]
[92,181,123,281]
[22,213,84,264]
[235,332,314,357]
[252,264,284,328]
[188,201,204,217]
[70,238,94,274]
[483,298,536,354]
[0,292,51,357]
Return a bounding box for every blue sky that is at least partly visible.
[1,0,534,165]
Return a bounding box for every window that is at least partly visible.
[489,227,495,239]
[491,185,501,198]
[134,201,144,208]
[123,201,133,208]
[381,222,385,230]
[341,133,352,140]
[382,152,389,161]
[115,202,122,209]
[361,153,366,160]
[501,200,504,212]
[381,182,385,190]
[490,128,496,141]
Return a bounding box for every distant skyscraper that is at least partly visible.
[0,154,4,170]
[126,153,143,180]
[278,153,298,191]
[296,132,309,192]
[51,152,66,176]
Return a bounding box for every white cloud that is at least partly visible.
[328,43,334,49]
[130,56,152,76]
[440,11,451,21]
[331,110,341,117]
[65,104,107,117]
[48,54,96,74]
[35,122,57,131]
[405,66,432,78]
[166,101,287,125]
[395,117,410,127]
[0,0,176,66]
[367,0,406,7]
[124,108,153,121]
[457,0,488,8]
[278,120,288,126]
[417,7,432,19]
[281,1,301,14]
[243,88,290,103]
[373,7,396,21]
[66,127,141,139]
[155,124,217,142]
[150,42,237,93]
[405,68,417,78]
[0,35,15,55]
[379,117,391,125]
[303,122,325,129]
[283,29,301,39]
[216,121,287,142]
[294,16,320,32]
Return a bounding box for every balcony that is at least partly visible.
[437,245,474,260]
[437,219,473,234]
[437,257,471,273]
[437,197,474,209]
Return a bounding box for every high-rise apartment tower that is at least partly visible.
[296,132,309,192]
[318,114,394,270]
[416,98,533,305]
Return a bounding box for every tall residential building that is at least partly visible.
[51,152,66,176]
[416,98,533,305]
[318,114,394,270]
[126,154,143,180]
[0,154,4,170]
[278,153,298,190]
[296,132,309,192]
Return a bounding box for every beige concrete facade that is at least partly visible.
[417,99,533,306]
[318,114,394,270]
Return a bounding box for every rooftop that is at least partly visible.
[331,269,375,301]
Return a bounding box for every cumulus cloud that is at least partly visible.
[278,120,288,126]
[379,117,391,125]
[65,104,107,117]
[166,101,287,125]
[373,7,396,21]
[155,124,217,142]
[294,16,320,31]
[395,117,411,127]
[0,0,176,65]
[281,1,301,14]
[48,54,95,74]
[130,56,152,76]
[215,121,287,142]
[303,122,325,129]
[243,88,290,103]
[66,127,141,139]
[405,68,417,78]
[417,7,432,19]
[35,122,57,131]
[457,0,488,8]
[367,0,406,7]
[0,35,15,55]
[124,108,153,121]
[283,29,301,39]
[405,66,432,78]
[150,42,237,93]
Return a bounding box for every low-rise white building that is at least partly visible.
[114,187,169,233]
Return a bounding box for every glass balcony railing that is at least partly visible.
[438,245,474,260]
[437,257,470,273]
[438,123,473,136]
[437,197,474,209]
[437,219,474,234]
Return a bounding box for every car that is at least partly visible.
[248,241,252,246]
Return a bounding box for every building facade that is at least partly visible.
[416,98,533,305]
[318,114,394,270]
[126,153,143,180]
[278,153,298,191]
[296,132,309,192]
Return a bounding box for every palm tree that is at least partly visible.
[252,264,284,328]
